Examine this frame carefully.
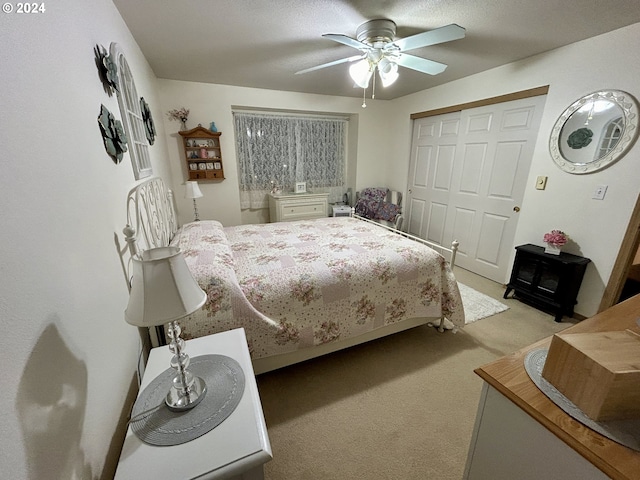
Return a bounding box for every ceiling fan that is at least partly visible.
[296,19,465,97]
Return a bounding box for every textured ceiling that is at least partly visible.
[113,0,640,100]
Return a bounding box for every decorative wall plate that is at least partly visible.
[140,97,156,145]
[98,104,128,164]
[94,44,119,96]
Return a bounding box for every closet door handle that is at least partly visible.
[513,206,521,212]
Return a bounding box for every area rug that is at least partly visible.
[458,282,509,324]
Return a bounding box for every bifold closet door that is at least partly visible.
[406,95,546,282]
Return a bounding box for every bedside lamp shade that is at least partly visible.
[185,181,203,200]
[125,246,208,411]
[125,246,206,327]
[185,181,203,222]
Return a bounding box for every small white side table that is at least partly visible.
[332,205,352,217]
[115,328,272,480]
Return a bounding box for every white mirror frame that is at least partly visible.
[549,90,639,174]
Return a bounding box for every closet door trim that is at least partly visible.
[410,86,549,120]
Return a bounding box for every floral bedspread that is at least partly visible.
[170,217,464,359]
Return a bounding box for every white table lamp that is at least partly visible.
[185,181,203,221]
[125,246,207,410]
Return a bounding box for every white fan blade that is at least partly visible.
[323,33,371,51]
[389,24,465,52]
[296,55,363,75]
[396,54,448,75]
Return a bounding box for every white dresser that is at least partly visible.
[268,192,329,222]
[464,296,640,480]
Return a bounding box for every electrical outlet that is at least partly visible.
[535,176,547,190]
[593,185,608,200]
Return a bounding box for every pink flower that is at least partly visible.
[543,229,568,246]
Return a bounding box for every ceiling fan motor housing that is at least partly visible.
[356,19,397,46]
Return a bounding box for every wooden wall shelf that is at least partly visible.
[179,126,225,181]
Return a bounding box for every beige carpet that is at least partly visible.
[256,268,576,479]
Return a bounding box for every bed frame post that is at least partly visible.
[123,224,138,291]
[435,239,460,333]
[123,224,139,257]
[450,240,459,269]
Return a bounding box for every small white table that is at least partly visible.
[332,205,352,217]
[115,328,272,480]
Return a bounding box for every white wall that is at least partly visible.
[156,80,394,226]
[388,23,640,317]
[0,1,173,478]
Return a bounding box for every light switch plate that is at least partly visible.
[535,176,548,190]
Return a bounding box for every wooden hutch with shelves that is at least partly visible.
[178,126,225,181]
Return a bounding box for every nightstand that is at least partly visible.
[115,328,272,480]
[332,205,352,217]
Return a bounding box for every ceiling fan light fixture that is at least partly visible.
[378,57,399,87]
[300,19,465,104]
[349,59,373,89]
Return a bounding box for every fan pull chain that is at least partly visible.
[362,69,377,108]
[371,70,376,99]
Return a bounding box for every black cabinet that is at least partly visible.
[504,244,591,322]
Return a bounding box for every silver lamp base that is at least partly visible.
[166,376,207,411]
[164,320,207,411]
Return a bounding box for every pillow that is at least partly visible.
[172,220,229,248]
[169,220,239,321]
[355,187,389,219]
[360,187,388,203]
[354,197,380,219]
[377,202,401,222]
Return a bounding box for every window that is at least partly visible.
[596,116,623,161]
[110,43,152,180]
[233,111,346,209]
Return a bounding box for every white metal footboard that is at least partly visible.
[352,213,459,269]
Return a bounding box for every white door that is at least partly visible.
[406,95,546,282]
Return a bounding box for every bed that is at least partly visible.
[123,178,464,374]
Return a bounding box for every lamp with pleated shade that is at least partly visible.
[125,246,207,410]
[185,181,203,221]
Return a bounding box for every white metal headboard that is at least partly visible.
[123,177,177,260]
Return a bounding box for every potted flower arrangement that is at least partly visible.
[543,229,568,255]
[167,107,190,131]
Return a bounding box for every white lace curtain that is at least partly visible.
[233,111,347,209]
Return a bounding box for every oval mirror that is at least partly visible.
[549,90,639,174]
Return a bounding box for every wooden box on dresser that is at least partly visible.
[179,126,225,181]
[268,192,329,222]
